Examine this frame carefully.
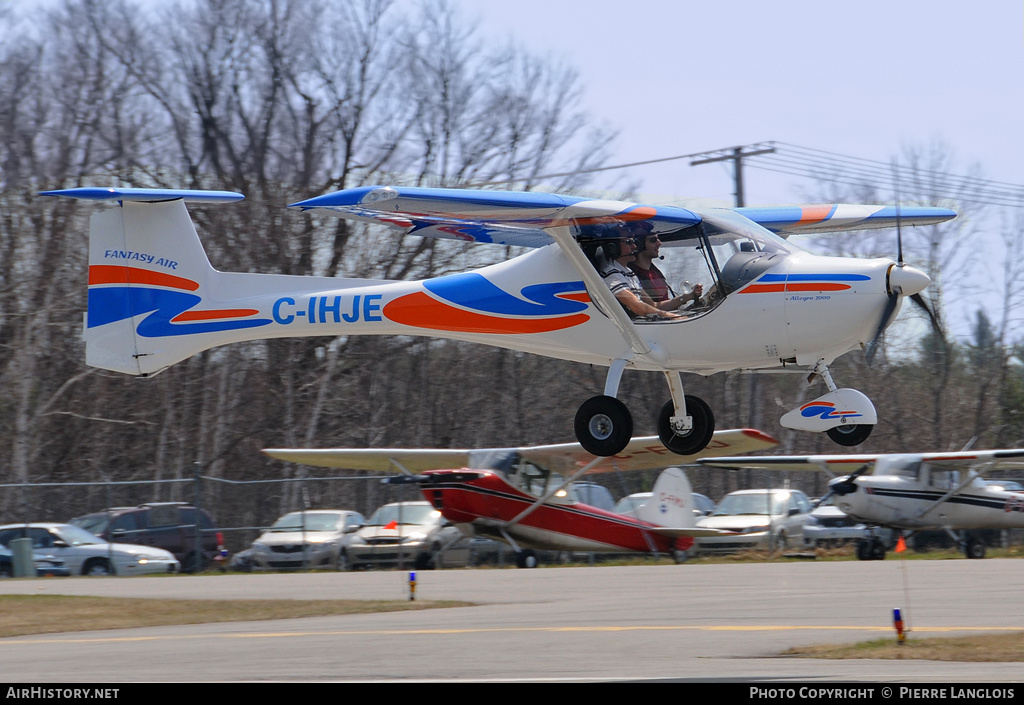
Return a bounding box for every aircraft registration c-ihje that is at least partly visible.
[264,428,779,567]
[42,185,954,457]
[699,449,1024,560]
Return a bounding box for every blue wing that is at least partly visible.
[289,185,701,248]
[736,204,957,235]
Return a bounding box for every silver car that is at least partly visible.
[0,523,179,576]
[695,489,815,554]
[248,510,364,570]
[340,501,470,570]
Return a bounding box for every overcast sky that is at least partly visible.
[450,0,1022,207]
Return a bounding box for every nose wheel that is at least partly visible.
[574,395,633,456]
[826,424,873,446]
[657,396,715,456]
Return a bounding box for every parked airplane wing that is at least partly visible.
[699,448,1024,474]
[264,428,777,476]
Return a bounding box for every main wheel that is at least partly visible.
[515,550,538,569]
[574,396,633,457]
[827,423,873,446]
[856,539,871,560]
[870,540,886,560]
[657,396,715,456]
[966,538,986,559]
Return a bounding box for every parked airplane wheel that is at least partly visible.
[657,396,715,456]
[826,423,873,446]
[870,541,886,560]
[515,550,538,569]
[965,538,986,559]
[574,395,633,457]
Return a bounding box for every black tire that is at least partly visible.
[515,550,538,569]
[657,397,715,456]
[574,395,633,457]
[966,539,986,559]
[182,551,208,574]
[827,424,873,446]
[672,549,691,564]
[414,552,433,570]
[870,541,886,560]
[856,539,872,561]
[83,559,113,576]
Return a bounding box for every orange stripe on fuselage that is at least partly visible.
[384,292,589,334]
[558,292,592,303]
[89,265,200,291]
[172,309,260,322]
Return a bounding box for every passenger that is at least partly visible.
[628,222,703,310]
[598,225,681,320]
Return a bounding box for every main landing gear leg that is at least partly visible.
[656,371,715,456]
[574,359,633,457]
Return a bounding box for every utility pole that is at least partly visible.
[689,142,776,207]
[690,143,776,437]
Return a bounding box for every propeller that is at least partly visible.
[816,463,872,506]
[864,164,932,366]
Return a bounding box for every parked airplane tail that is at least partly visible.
[637,467,698,528]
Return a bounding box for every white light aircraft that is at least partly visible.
[43,185,953,456]
[698,449,1024,559]
[264,428,778,567]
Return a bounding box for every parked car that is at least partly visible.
[0,524,179,576]
[984,479,1024,493]
[571,482,615,511]
[613,491,716,519]
[247,509,364,570]
[695,489,815,554]
[69,502,220,572]
[0,545,70,577]
[340,501,471,570]
[804,495,894,549]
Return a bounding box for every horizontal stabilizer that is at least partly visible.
[40,187,244,204]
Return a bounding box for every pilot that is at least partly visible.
[598,225,681,320]
[628,221,702,309]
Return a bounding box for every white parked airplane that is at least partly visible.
[698,449,1024,559]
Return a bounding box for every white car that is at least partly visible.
[0,523,179,576]
[695,489,815,554]
[247,509,365,570]
[340,501,470,570]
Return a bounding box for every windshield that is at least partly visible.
[613,494,651,515]
[53,525,105,546]
[69,515,109,535]
[713,493,787,517]
[365,504,440,527]
[270,512,345,532]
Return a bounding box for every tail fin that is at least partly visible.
[43,188,248,375]
[636,467,697,528]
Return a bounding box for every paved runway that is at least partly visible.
[0,560,1021,682]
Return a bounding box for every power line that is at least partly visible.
[480,141,1024,209]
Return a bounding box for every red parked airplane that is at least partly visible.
[264,428,777,567]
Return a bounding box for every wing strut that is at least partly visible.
[546,225,656,360]
[506,456,608,527]
[913,470,984,520]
